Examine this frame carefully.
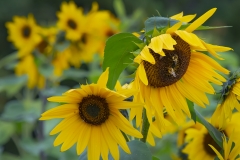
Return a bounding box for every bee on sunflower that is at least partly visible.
[130,8,232,134]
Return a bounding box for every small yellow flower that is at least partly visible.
[5,14,41,57]
[40,68,143,160]
[15,55,45,89]
[57,1,85,41]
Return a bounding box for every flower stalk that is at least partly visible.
[141,108,150,143]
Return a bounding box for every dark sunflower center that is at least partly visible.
[67,19,77,30]
[203,133,220,156]
[36,40,48,53]
[106,30,115,37]
[79,95,109,125]
[22,25,31,38]
[143,36,191,88]
[80,33,87,44]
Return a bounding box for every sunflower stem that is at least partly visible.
[141,108,150,143]
[38,84,48,160]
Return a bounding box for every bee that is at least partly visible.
[168,67,176,77]
[172,54,178,68]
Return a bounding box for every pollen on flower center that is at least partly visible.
[143,36,191,88]
[79,95,109,125]
[203,133,220,156]
[67,19,77,30]
[22,25,31,38]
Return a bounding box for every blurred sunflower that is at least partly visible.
[15,55,45,89]
[211,72,240,130]
[40,68,143,160]
[209,132,240,160]
[57,1,85,41]
[5,14,41,57]
[132,8,231,128]
[182,112,240,160]
[84,2,120,56]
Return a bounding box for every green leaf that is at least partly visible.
[61,68,89,81]
[0,52,18,69]
[144,17,179,34]
[180,24,231,31]
[0,121,15,145]
[117,140,152,160]
[187,99,196,122]
[113,0,126,19]
[0,75,27,97]
[194,107,223,147]
[152,156,160,160]
[0,100,41,122]
[102,33,142,90]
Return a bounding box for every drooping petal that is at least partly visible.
[185,8,217,33]
[97,67,109,87]
[140,46,155,64]
[138,63,148,85]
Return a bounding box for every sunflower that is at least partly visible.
[57,1,85,41]
[84,2,120,56]
[209,132,240,160]
[131,8,231,130]
[15,55,45,89]
[5,14,41,57]
[211,73,240,130]
[177,120,202,147]
[182,112,240,160]
[39,68,143,160]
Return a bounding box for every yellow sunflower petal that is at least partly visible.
[97,67,109,87]
[166,22,182,34]
[109,101,142,109]
[185,8,217,33]
[192,52,229,74]
[110,112,143,138]
[170,12,183,19]
[40,104,78,120]
[138,63,148,85]
[147,131,155,146]
[50,115,79,135]
[201,40,223,60]
[101,123,119,160]
[47,96,81,103]
[160,34,177,50]
[179,14,196,23]
[140,46,155,64]
[208,145,224,160]
[105,120,130,153]
[61,121,83,152]
[100,132,109,160]
[149,36,164,55]
[77,123,92,155]
[88,126,101,160]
